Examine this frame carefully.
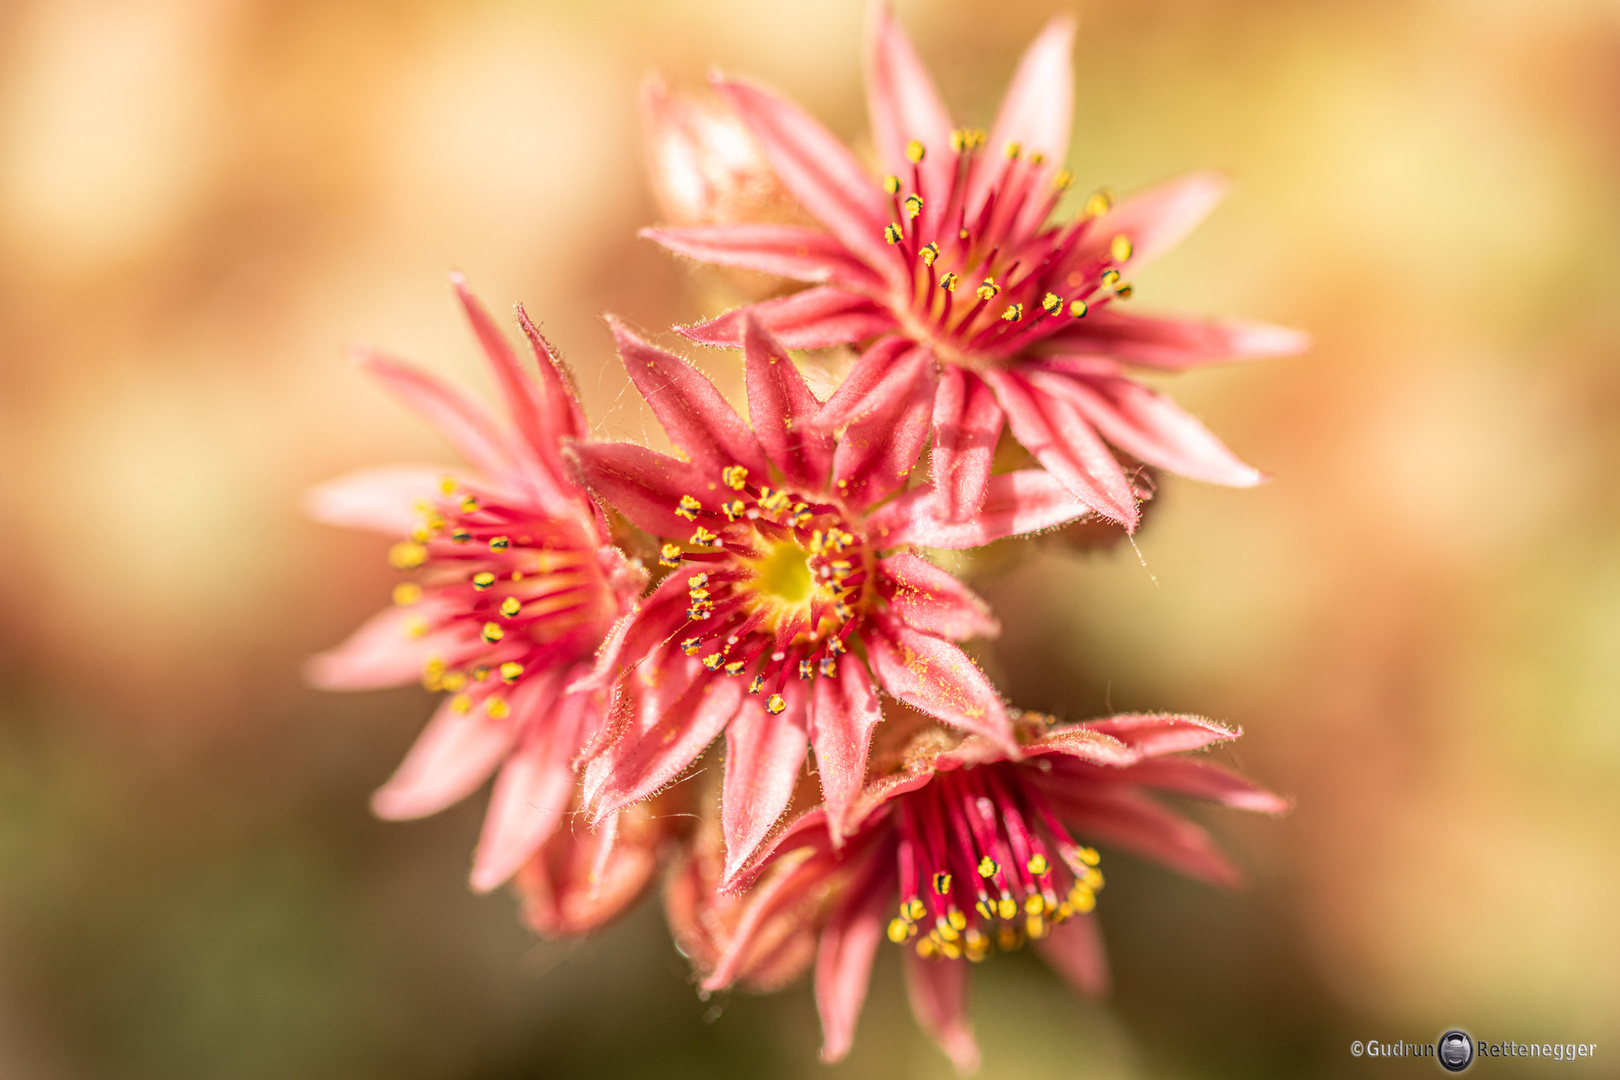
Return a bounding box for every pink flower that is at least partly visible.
[640,76,788,229]
[307,277,650,908]
[644,8,1307,526]
[689,712,1289,1072]
[570,316,1107,882]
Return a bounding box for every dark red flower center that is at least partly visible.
[889,761,1104,961]
[659,466,870,712]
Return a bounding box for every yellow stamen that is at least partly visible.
[485,697,510,719]
[932,871,952,895]
[481,622,504,644]
[1110,234,1134,262]
[499,661,523,684]
[488,536,510,551]
[903,194,923,219]
[460,495,479,513]
[1083,189,1114,218]
[766,694,786,714]
[905,139,925,163]
[884,223,902,244]
[1069,299,1089,318]
[393,582,423,606]
[1001,303,1023,322]
[1004,141,1021,161]
[471,572,496,591]
[977,856,999,878]
[675,494,702,521]
[976,279,1000,301]
[938,272,958,291]
[918,242,939,266]
[883,175,901,195]
[388,541,427,570]
[450,694,472,714]
[499,596,521,618]
[1053,168,1074,190]
[659,543,682,567]
[1027,853,1049,875]
[721,465,749,490]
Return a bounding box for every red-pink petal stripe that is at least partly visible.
[966,15,1076,218]
[721,686,810,887]
[567,440,711,540]
[682,288,897,351]
[1041,785,1241,887]
[864,614,1014,752]
[867,469,1094,549]
[812,336,920,430]
[876,553,999,641]
[305,597,467,691]
[830,351,936,510]
[1034,912,1110,997]
[808,658,883,840]
[985,368,1138,529]
[1042,309,1310,370]
[865,5,954,212]
[743,316,836,489]
[815,844,895,1063]
[588,668,744,822]
[643,224,885,291]
[1028,368,1265,487]
[370,685,532,821]
[608,318,769,478]
[357,351,522,483]
[304,465,450,537]
[1115,757,1291,814]
[902,948,980,1074]
[929,367,1004,522]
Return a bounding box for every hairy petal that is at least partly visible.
[1041,784,1242,887]
[1028,368,1265,487]
[567,441,711,540]
[865,4,954,217]
[744,316,836,489]
[831,348,937,509]
[865,613,1014,752]
[608,318,769,478]
[813,336,923,430]
[808,658,884,840]
[516,805,662,939]
[644,224,885,292]
[877,553,999,641]
[1082,713,1240,757]
[305,598,467,691]
[304,465,452,536]
[867,469,1094,549]
[1075,170,1227,273]
[985,368,1138,529]
[967,15,1076,217]
[712,76,902,285]
[721,685,810,887]
[902,948,980,1075]
[1112,757,1291,814]
[816,842,895,1063]
[357,351,522,482]
[684,288,896,351]
[588,667,744,822]
[370,689,529,821]
[930,367,1004,522]
[1041,309,1310,370]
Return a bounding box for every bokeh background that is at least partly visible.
[2,0,1617,1076]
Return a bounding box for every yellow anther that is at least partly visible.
[938,271,958,291]
[724,660,746,676]
[905,139,925,163]
[818,656,837,677]
[659,543,682,567]
[997,896,1018,920]
[1068,886,1096,913]
[884,223,902,245]
[949,129,966,153]
[1069,299,1089,318]
[688,588,710,602]
[687,573,709,588]
[964,930,991,962]
[1110,234,1134,262]
[919,242,939,266]
[1004,141,1021,160]
[975,899,994,920]
[441,670,468,693]
[932,871,952,895]
[1001,303,1023,322]
[976,278,1000,301]
[485,697,510,719]
[915,937,937,959]
[450,694,472,714]
[722,500,745,521]
[883,174,901,195]
[1029,151,1046,165]
[1077,846,1100,867]
[471,572,496,591]
[702,653,724,671]
[499,596,521,618]
[472,666,489,681]
[946,908,966,931]
[1025,893,1045,915]
[499,661,523,684]
[1025,913,1047,939]
[450,528,471,544]
[421,658,446,690]
[1041,293,1063,316]
[887,918,911,943]
[1100,268,1122,290]
[393,582,423,606]
[1084,868,1105,890]
[510,571,524,581]
[826,637,846,656]
[1083,189,1114,218]
[977,856,999,878]
[689,526,721,548]
[905,898,926,921]
[481,621,505,644]
[681,637,701,656]
[675,494,702,521]
[939,939,963,960]
[404,617,429,638]
[488,536,510,551]
[460,495,479,513]
[1053,168,1074,190]
[439,476,457,495]
[997,923,1022,951]
[1027,853,1050,875]
[748,675,765,694]
[903,194,923,219]
[1115,282,1134,299]
[936,920,959,943]
[798,660,813,679]
[766,694,786,715]
[721,465,749,490]
[388,541,428,570]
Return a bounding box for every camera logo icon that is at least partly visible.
[1438,1030,1474,1072]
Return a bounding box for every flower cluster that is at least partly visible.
[310,9,1299,1073]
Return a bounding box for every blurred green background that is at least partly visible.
[1,0,1617,1076]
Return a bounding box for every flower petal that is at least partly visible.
[985,368,1138,529]
[1034,912,1110,997]
[644,224,885,291]
[877,553,999,641]
[1042,308,1310,370]
[929,367,1004,522]
[865,5,955,213]
[683,287,897,351]
[468,684,587,892]
[355,350,523,483]
[721,685,810,887]
[705,846,841,990]
[867,469,1094,549]
[812,335,921,430]
[815,842,895,1063]
[304,465,451,537]
[567,440,711,539]
[712,75,901,286]
[1081,713,1240,757]
[902,948,980,1075]
[305,597,467,691]
[808,658,883,840]
[865,613,1014,752]
[1028,368,1265,487]
[1039,784,1241,887]
[370,688,529,821]
[516,804,662,938]
[1113,757,1291,814]
[743,316,836,489]
[830,348,937,509]
[607,318,770,478]
[966,15,1076,217]
[1066,170,1227,277]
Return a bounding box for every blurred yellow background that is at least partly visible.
[1,0,1616,1077]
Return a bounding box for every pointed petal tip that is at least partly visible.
[369,784,424,822]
